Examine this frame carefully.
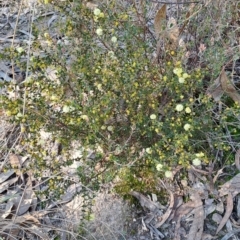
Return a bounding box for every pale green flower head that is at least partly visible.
[176,104,184,112]
[150,114,157,120]
[16,47,24,53]
[101,125,106,130]
[99,12,105,18]
[107,126,113,131]
[81,115,89,121]
[178,77,185,83]
[94,8,101,16]
[173,67,183,77]
[192,158,201,166]
[156,163,163,171]
[62,105,75,113]
[184,123,191,131]
[111,36,117,43]
[185,107,191,113]
[16,112,23,119]
[196,152,204,157]
[165,171,173,178]
[146,148,152,154]
[96,28,103,36]
[182,73,190,79]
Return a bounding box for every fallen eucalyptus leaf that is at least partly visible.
[187,191,204,240]
[155,191,174,228]
[2,201,14,219]
[9,153,21,169]
[0,176,19,193]
[221,229,240,240]
[220,70,240,105]
[237,195,240,218]
[130,191,160,212]
[154,4,166,40]
[167,17,179,47]
[0,193,19,204]
[0,170,15,184]
[216,193,233,234]
[235,149,240,171]
[174,200,196,239]
[218,173,240,197]
[206,75,224,101]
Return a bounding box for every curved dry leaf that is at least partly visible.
[174,201,195,239]
[130,191,160,212]
[221,229,240,240]
[173,200,196,222]
[179,4,195,36]
[15,214,40,225]
[167,17,179,46]
[218,173,240,197]
[60,183,82,203]
[2,201,14,219]
[47,14,58,28]
[154,4,166,39]
[26,226,49,239]
[206,75,224,101]
[30,191,38,212]
[205,203,216,216]
[187,192,204,240]
[235,149,240,171]
[220,70,240,105]
[0,169,15,184]
[201,233,215,240]
[213,168,225,184]
[226,219,233,232]
[9,153,21,169]
[16,198,32,216]
[216,193,234,234]
[15,178,35,215]
[13,215,48,239]
[47,183,82,209]
[155,191,174,228]
[0,193,19,204]
[0,176,19,193]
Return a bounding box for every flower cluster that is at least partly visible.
[173,67,190,83]
[93,8,117,44]
[192,152,205,166]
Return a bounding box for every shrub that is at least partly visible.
[1,0,240,200]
